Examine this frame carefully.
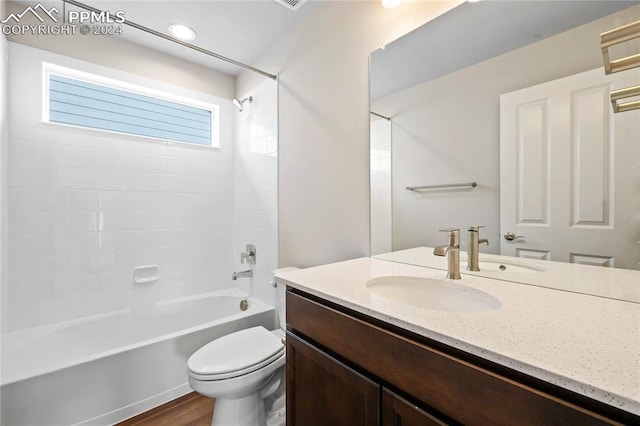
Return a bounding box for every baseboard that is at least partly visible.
[75,383,193,426]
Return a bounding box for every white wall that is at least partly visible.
[4,1,235,100]
[375,70,500,252]
[6,43,237,331]
[232,78,279,316]
[370,115,391,256]
[237,0,463,268]
[1,3,7,419]
[371,5,640,254]
[1,3,8,336]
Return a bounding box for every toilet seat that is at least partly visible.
[188,326,285,381]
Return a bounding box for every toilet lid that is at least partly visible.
[188,326,284,379]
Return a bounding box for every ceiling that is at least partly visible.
[371,0,639,100]
[12,0,321,76]
[12,0,637,85]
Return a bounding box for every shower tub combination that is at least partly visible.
[0,288,277,426]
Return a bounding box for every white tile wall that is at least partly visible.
[232,79,279,313]
[5,43,237,331]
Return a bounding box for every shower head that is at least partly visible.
[233,96,253,112]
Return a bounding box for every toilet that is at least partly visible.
[187,268,295,426]
[188,326,285,426]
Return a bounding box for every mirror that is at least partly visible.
[370,1,640,279]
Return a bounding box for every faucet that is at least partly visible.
[467,226,489,272]
[433,229,461,280]
[232,269,253,280]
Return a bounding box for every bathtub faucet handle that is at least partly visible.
[240,244,256,265]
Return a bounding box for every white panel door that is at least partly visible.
[500,67,640,269]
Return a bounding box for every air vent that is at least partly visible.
[275,0,308,11]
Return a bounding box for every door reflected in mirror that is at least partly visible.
[370,0,640,273]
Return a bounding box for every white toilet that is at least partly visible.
[187,267,295,426]
[187,325,285,426]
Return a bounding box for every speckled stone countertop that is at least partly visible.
[275,256,640,415]
[375,247,640,303]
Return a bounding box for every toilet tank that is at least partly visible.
[274,267,299,329]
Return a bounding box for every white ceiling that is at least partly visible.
[371,1,639,100]
[13,0,638,86]
[13,0,321,76]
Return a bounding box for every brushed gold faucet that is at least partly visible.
[467,226,489,272]
[433,229,461,280]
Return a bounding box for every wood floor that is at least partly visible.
[116,392,215,426]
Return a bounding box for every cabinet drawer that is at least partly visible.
[286,290,621,426]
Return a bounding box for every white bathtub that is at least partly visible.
[0,288,277,426]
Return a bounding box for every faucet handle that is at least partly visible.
[240,244,257,265]
[438,228,460,235]
[469,225,485,232]
[438,228,460,245]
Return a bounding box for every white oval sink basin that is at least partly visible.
[366,276,501,313]
[476,260,547,273]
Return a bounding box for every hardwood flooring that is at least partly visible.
[116,392,214,426]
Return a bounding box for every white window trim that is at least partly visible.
[42,62,220,148]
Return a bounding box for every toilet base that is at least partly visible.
[265,387,286,426]
[204,369,284,426]
[212,394,265,426]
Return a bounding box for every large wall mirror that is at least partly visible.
[370,1,640,279]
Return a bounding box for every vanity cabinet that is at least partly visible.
[287,332,442,426]
[286,332,379,425]
[286,288,637,426]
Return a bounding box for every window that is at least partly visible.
[44,64,218,147]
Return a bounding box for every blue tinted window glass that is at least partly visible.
[49,75,212,146]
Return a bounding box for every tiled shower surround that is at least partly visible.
[5,42,277,331]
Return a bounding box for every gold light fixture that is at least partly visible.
[601,20,640,74]
[610,85,640,113]
[600,20,640,113]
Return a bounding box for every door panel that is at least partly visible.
[517,99,550,226]
[500,67,640,268]
[570,84,612,228]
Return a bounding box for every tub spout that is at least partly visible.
[232,269,253,280]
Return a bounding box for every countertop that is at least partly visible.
[275,256,640,415]
[375,247,640,304]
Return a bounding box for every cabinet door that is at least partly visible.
[382,388,448,426]
[286,332,380,426]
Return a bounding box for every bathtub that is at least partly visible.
[0,288,277,426]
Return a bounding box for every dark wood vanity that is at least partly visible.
[285,288,638,426]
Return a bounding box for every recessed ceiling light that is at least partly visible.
[382,0,402,9]
[168,24,196,41]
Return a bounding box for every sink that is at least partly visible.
[366,276,501,313]
[475,259,547,273]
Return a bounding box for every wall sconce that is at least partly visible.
[601,20,640,74]
[610,85,640,113]
[600,20,640,113]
